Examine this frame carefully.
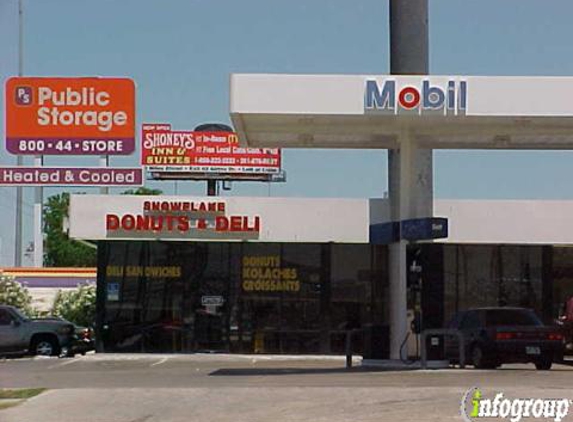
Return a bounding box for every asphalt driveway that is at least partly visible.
[1,354,572,422]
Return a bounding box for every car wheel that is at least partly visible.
[471,345,488,369]
[535,360,552,371]
[31,336,60,356]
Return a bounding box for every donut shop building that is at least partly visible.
[68,193,573,356]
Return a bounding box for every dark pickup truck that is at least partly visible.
[0,305,76,356]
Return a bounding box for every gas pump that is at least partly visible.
[406,247,423,360]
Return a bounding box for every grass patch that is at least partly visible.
[0,388,46,399]
[0,400,22,410]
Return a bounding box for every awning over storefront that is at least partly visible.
[68,195,371,243]
[230,74,573,149]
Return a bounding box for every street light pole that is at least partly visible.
[14,0,24,267]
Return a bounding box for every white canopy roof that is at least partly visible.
[230,74,573,149]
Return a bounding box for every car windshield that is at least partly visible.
[485,309,543,327]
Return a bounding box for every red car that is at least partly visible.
[446,307,564,370]
[556,297,573,355]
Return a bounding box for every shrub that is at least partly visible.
[0,274,35,315]
[51,284,96,327]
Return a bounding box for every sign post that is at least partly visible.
[194,123,231,197]
[14,0,24,267]
[100,155,110,194]
[33,155,42,267]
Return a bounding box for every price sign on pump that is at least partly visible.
[5,77,136,155]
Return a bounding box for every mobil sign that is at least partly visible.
[364,77,467,115]
[5,77,135,155]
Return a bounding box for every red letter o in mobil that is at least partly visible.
[398,87,420,109]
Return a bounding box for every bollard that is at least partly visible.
[345,330,352,368]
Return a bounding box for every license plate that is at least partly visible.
[526,346,541,355]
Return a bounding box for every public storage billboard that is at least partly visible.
[141,123,281,174]
[5,77,135,155]
[68,194,369,243]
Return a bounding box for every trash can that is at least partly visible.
[425,334,445,361]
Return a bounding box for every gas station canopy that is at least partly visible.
[230,74,573,149]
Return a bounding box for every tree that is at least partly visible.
[0,274,34,314]
[51,284,96,327]
[122,187,163,195]
[43,188,163,267]
[43,193,96,267]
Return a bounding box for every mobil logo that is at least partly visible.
[364,78,467,115]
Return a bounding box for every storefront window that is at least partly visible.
[442,244,544,324]
[97,241,389,355]
[551,247,573,318]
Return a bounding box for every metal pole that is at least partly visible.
[30,0,43,268]
[14,0,24,266]
[345,330,353,368]
[389,0,429,75]
[207,179,217,196]
[33,156,43,267]
[194,123,232,197]
[100,155,109,194]
[388,0,431,360]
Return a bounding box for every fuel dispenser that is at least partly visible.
[406,245,445,361]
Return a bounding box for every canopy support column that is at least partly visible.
[388,0,431,361]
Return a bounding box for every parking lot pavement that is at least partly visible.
[1,354,572,422]
[0,386,480,422]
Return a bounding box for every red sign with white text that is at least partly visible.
[141,124,281,174]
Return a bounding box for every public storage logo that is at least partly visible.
[14,85,33,106]
[5,77,135,155]
[364,78,467,115]
[461,387,571,422]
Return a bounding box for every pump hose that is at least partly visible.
[400,331,422,365]
[399,332,412,364]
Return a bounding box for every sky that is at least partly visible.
[3,0,573,265]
